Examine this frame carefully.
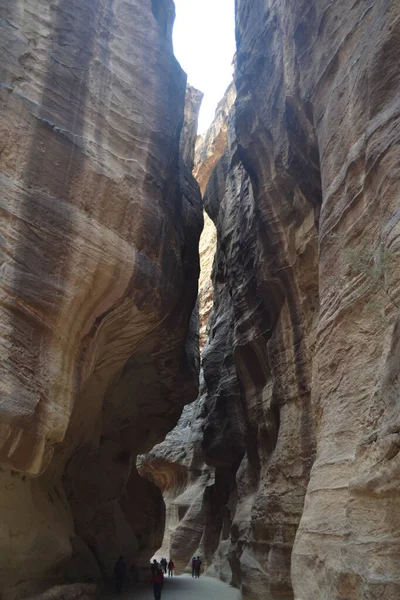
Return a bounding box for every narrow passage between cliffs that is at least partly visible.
[104,575,240,600]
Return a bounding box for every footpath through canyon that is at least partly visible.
[1,1,400,600]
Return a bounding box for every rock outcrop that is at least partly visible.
[146,1,400,599]
[138,387,211,573]
[0,0,202,597]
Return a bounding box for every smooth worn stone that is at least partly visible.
[0,0,202,596]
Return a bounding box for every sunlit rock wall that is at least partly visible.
[0,0,202,596]
[138,386,212,572]
[198,0,400,599]
[194,84,236,350]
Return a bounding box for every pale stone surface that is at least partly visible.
[0,0,202,596]
[138,390,212,573]
[194,84,236,350]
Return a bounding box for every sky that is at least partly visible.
[173,0,236,133]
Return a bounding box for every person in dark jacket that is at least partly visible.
[195,556,202,578]
[114,556,127,595]
[151,567,164,600]
[160,558,167,574]
[167,559,175,577]
[151,559,159,576]
[191,556,197,578]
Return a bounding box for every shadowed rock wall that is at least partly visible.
[138,85,237,572]
[0,0,202,596]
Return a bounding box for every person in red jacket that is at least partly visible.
[168,559,175,577]
[151,567,164,600]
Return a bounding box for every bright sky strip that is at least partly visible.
[173,0,236,133]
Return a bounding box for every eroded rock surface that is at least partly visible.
[201,96,319,600]
[138,85,237,570]
[195,84,236,350]
[138,385,212,573]
[146,1,400,599]
[200,0,400,598]
[0,0,202,596]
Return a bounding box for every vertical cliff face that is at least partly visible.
[0,0,202,596]
[201,101,319,600]
[199,0,400,599]
[138,389,212,573]
[195,84,236,350]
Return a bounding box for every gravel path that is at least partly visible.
[119,574,241,600]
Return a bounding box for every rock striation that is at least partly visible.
[138,386,212,573]
[0,0,202,597]
[146,1,400,599]
[195,84,236,350]
[201,0,400,598]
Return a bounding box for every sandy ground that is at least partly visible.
[113,574,241,600]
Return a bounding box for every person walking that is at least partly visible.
[167,559,175,577]
[195,556,202,578]
[113,556,127,595]
[151,567,164,600]
[160,558,167,574]
[151,559,159,576]
[191,556,197,578]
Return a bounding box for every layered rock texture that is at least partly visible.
[138,390,212,572]
[0,0,202,597]
[145,1,400,599]
[195,84,236,349]
[138,86,237,571]
[204,0,400,597]
[2,0,400,599]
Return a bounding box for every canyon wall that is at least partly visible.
[145,1,400,599]
[204,0,400,598]
[0,0,202,597]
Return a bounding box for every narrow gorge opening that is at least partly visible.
[1,1,399,600]
[137,0,239,572]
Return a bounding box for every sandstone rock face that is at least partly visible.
[0,0,202,596]
[196,0,400,599]
[194,84,236,196]
[138,386,212,572]
[181,86,204,173]
[138,85,237,570]
[201,101,318,600]
[194,85,236,350]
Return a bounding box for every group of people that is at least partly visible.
[151,557,175,578]
[191,555,202,578]
[113,554,202,597]
[150,558,174,600]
